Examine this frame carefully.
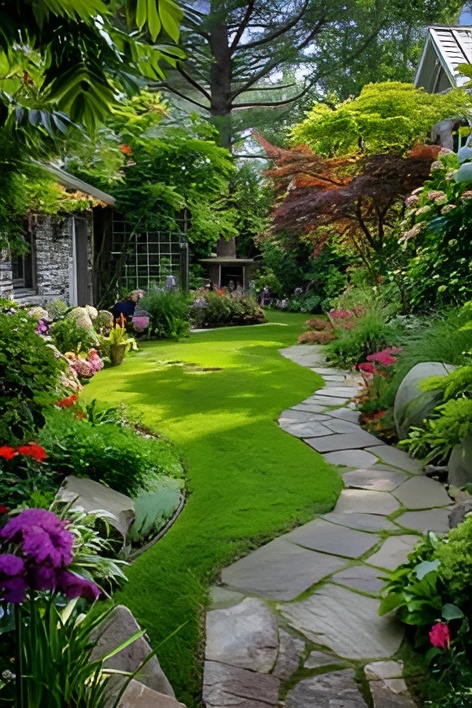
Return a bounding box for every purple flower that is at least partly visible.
[57,571,100,601]
[0,577,27,604]
[0,554,25,577]
[1,509,74,568]
[0,554,26,604]
[27,566,58,591]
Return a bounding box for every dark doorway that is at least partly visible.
[221,265,243,288]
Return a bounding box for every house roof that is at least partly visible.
[415,26,472,92]
[38,163,115,207]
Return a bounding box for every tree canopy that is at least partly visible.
[159,0,463,147]
[258,134,440,271]
[0,0,183,143]
[291,82,472,156]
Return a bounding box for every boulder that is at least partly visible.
[448,436,472,488]
[449,499,472,528]
[394,362,454,440]
[90,605,175,697]
[56,475,135,540]
[108,679,185,708]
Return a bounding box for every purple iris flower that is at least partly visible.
[0,553,26,604]
[57,571,100,601]
[1,509,74,568]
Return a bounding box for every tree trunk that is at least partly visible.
[209,13,236,256]
[209,16,233,150]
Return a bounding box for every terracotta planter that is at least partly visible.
[109,343,127,366]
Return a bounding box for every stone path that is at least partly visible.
[203,345,452,708]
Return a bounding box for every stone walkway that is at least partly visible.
[203,345,452,708]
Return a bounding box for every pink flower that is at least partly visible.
[429,623,450,650]
[358,362,376,374]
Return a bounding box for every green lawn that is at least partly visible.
[82,311,342,705]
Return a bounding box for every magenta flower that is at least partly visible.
[429,622,450,650]
[57,571,100,601]
[1,509,74,568]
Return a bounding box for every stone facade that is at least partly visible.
[0,213,94,306]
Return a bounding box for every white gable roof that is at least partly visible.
[415,26,472,92]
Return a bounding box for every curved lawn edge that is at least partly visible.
[82,311,342,706]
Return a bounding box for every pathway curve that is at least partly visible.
[202,345,452,708]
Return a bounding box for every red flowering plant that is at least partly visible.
[356,347,402,442]
[0,442,61,510]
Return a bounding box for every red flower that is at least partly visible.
[75,411,87,420]
[429,623,450,650]
[0,506,9,514]
[0,446,16,460]
[16,443,47,462]
[119,144,133,156]
[57,394,78,408]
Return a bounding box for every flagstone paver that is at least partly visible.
[305,430,383,452]
[205,598,278,672]
[221,539,346,601]
[334,488,400,515]
[282,519,380,558]
[392,476,451,509]
[342,467,408,491]
[366,535,420,570]
[331,564,385,594]
[285,670,368,708]
[204,345,452,707]
[280,584,404,659]
[365,445,423,474]
[279,421,333,438]
[394,508,451,533]
[320,511,398,532]
[322,449,379,468]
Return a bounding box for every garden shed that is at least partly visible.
[415,25,472,92]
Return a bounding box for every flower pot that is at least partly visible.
[109,343,127,366]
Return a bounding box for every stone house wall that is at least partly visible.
[0,213,94,306]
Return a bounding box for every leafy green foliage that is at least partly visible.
[50,317,98,355]
[435,517,472,607]
[325,294,403,368]
[191,292,266,329]
[128,481,181,544]
[140,289,191,339]
[0,454,60,509]
[0,0,183,137]
[38,409,183,497]
[0,309,67,443]
[292,83,472,156]
[399,154,472,310]
[401,399,472,463]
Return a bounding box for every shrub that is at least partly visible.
[0,310,67,443]
[39,409,183,497]
[386,309,472,406]
[50,316,98,355]
[297,330,336,344]
[140,288,191,338]
[305,318,333,331]
[191,291,266,328]
[325,306,404,368]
